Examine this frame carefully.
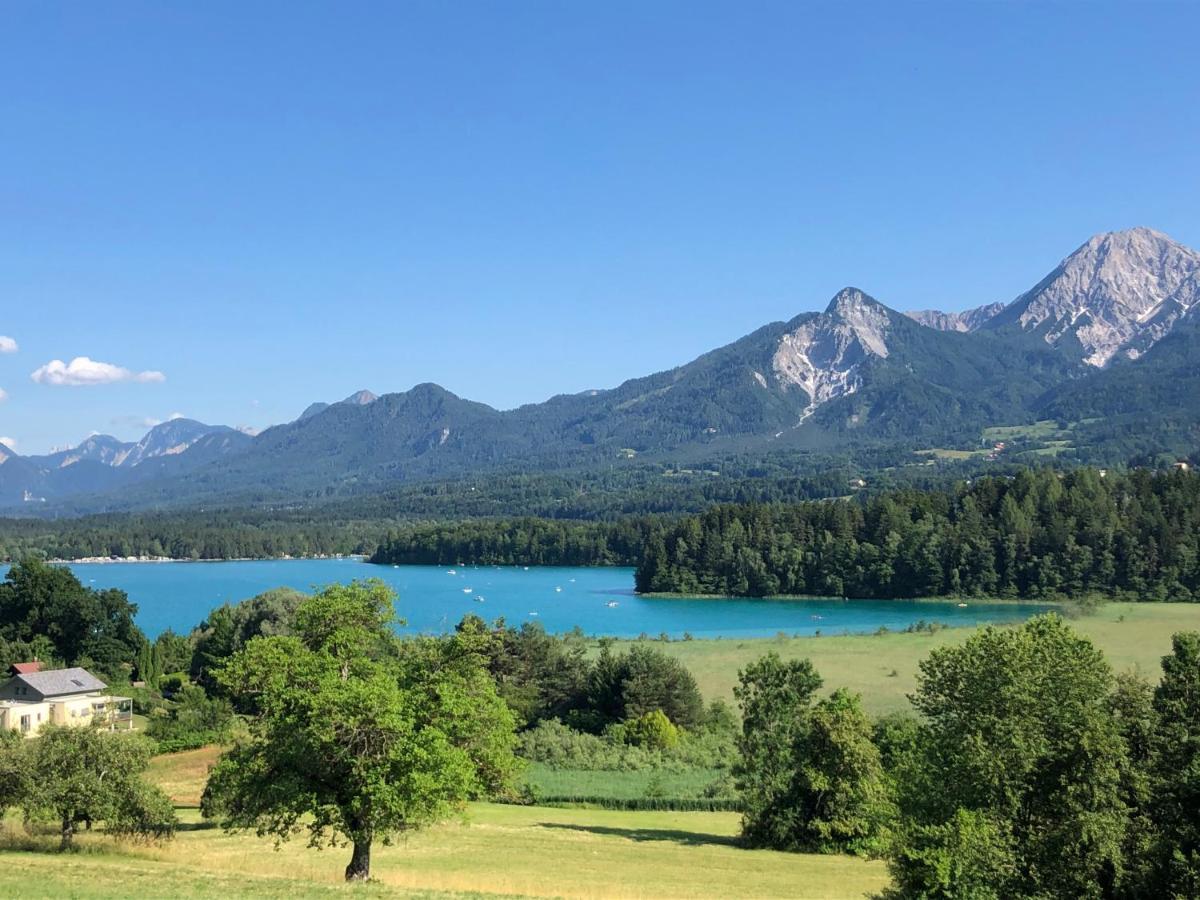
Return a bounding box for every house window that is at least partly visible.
[20,715,30,733]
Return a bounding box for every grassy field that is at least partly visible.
[4,745,888,899]
[981,419,1064,442]
[918,419,1079,462]
[7,602,1196,898]
[631,601,1200,715]
[523,763,725,802]
[914,447,988,461]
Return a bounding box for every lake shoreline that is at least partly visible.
[46,553,368,565]
[639,592,1066,607]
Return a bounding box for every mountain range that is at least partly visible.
[2,227,1196,514]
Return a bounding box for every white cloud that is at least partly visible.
[31,356,166,386]
[168,411,185,421]
[0,388,7,402]
[0,436,17,451]
[0,336,16,354]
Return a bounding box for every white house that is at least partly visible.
[0,663,133,737]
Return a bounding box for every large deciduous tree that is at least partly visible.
[787,689,893,855]
[887,615,1130,899]
[732,652,822,848]
[733,655,889,855]
[201,579,516,881]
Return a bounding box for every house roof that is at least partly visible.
[9,662,42,675]
[11,667,107,698]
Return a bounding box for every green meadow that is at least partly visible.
[636,601,1200,715]
[4,601,1200,898]
[5,747,889,899]
[523,763,726,803]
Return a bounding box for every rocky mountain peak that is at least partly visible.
[342,389,377,406]
[825,286,882,315]
[771,288,892,418]
[119,418,231,467]
[999,227,1200,366]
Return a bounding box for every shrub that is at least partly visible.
[147,684,234,752]
[529,795,742,812]
[624,710,679,751]
[158,672,188,698]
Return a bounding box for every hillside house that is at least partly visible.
[0,665,132,737]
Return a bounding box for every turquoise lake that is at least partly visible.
[9,558,1055,639]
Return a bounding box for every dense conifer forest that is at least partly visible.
[636,469,1200,601]
[5,467,1199,604]
[369,517,658,567]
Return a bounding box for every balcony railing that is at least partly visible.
[92,696,134,730]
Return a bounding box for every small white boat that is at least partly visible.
[463,587,473,593]
[475,596,486,603]
[523,566,530,571]
[447,569,457,575]
[555,586,562,593]
[529,611,539,617]
[392,565,399,569]
[957,602,968,608]
[606,601,620,608]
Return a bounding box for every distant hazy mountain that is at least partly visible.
[40,434,133,469]
[906,302,1005,333]
[0,419,249,507]
[29,419,240,472]
[3,227,1197,514]
[121,419,243,467]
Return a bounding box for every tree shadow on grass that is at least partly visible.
[174,820,218,832]
[538,822,741,848]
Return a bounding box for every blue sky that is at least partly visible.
[2,1,1198,454]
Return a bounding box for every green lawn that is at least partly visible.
[628,601,1200,715]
